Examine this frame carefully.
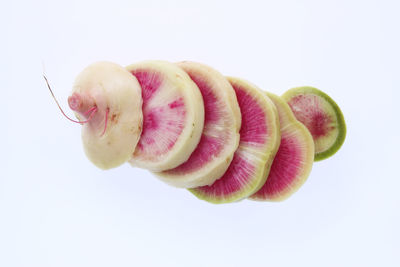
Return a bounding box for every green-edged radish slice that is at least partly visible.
[282,86,346,161]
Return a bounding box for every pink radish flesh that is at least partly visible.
[196,153,255,196]
[132,70,186,156]
[287,95,334,139]
[165,133,223,173]
[163,74,225,174]
[249,92,315,201]
[235,86,268,146]
[191,81,272,200]
[253,134,302,198]
[282,86,346,162]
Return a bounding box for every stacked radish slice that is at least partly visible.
[68,61,346,204]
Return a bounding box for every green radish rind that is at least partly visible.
[282,86,346,161]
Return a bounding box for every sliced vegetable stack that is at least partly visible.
[61,60,346,204]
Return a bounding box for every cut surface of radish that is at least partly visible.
[250,92,314,201]
[155,62,241,188]
[189,78,280,203]
[282,86,346,161]
[70,62,143,169]
[126,61,204,171]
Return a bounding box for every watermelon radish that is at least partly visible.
[155,62,241,188]
[68,62,143,169]
[189,77,280,204]
[282,86,346,161]
[54,60,349,205]
[126,61,205,171]
[250,92,314,201]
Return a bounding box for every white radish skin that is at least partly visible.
[126,61,205,171]
[70,62,143,170]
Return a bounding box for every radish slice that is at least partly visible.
[155,62,241,188]
[126,61,204,171]
[282,86,346,161]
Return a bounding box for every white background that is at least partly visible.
[1,0,399,266]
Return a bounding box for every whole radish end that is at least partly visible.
[71,62,143,169]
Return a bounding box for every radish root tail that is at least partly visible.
[44,74,97,124]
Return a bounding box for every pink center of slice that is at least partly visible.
[132,70,162,102]
[253,134,302,198]
[168,99,185,109]
[288,95,334,139]
[232,84,268,145]
[132,70,186,157]
[191,75,220,123]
